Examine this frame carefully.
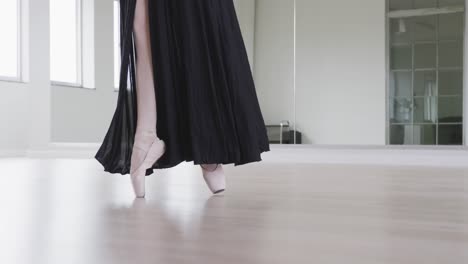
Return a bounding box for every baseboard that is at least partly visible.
[25,142,101,159]
[0,149,27,157]
[9,143,468,168]
[265,144,468,167]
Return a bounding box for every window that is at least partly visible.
[0,0,21,80]
[388,0,465,145]
[50,0,82,85]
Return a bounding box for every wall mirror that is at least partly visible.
[235,0,467,146]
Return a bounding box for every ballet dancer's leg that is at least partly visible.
[133,0,222,195]
[200,164,226,194]
[130,0,165,198]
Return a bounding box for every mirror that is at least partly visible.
[234,0,466,146]
[235,0,297,144]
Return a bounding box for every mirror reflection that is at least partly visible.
[389,3,464,145]
[236,0,465,146]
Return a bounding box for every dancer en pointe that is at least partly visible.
[95,0,270,197]
[130,0,225,197]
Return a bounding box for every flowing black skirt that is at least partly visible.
[95,0,270,175]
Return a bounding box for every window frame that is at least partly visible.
[385,0,467,146]
[0,0,23,82]
[50,0,84,88]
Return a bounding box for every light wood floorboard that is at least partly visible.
[0,158,467,264]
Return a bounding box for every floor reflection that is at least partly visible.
[0,158,467,264]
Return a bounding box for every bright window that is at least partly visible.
[0,0,20,80]
[50,0,82,85]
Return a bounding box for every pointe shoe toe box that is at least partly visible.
[202,165,226,194]
[130,138,166,198]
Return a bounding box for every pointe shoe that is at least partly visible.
[201,164,226,194]
[130,136,166,198]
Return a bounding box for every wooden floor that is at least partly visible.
[0,158,467,264]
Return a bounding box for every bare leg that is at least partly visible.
[130,0,165,198]
[133,0,157,140]
[133,0,222,195]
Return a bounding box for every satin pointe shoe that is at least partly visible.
[130,134,166,198]
[201,164,226,194]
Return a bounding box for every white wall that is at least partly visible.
[28,0,52,152]
[233,0,256,70]
[0,0,50,155]
[295,0,386,145]
[254,0,295,127]
[0,82,29,155]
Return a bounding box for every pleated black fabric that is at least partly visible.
[95,0,270,176]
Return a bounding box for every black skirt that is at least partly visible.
[95,0,270,176]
